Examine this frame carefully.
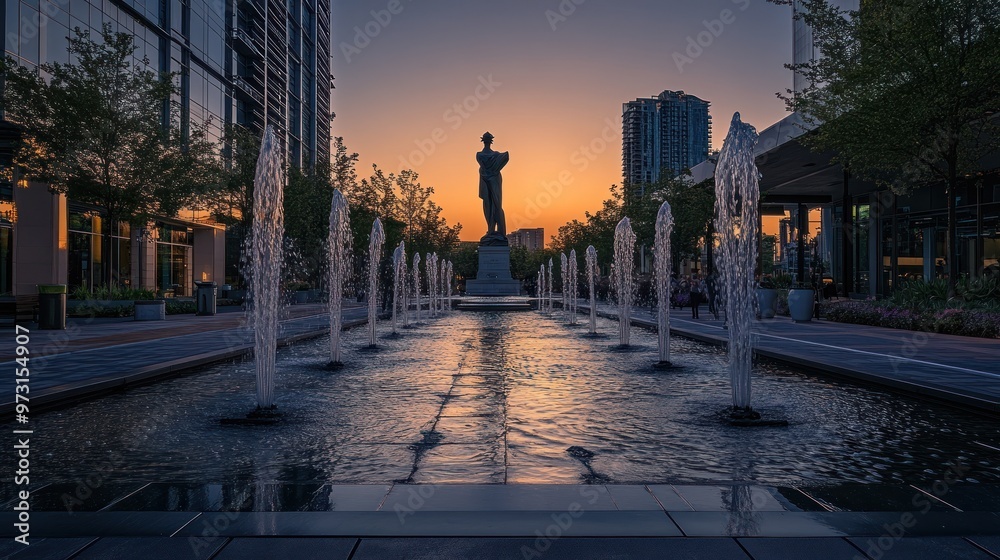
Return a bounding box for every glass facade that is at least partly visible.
[155,224,192,296]
[67,209,132,290]
[4,0,333,294]
[828,174,1000,296]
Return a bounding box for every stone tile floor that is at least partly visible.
[1,484,998,558]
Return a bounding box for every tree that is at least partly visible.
[770,0,1000,296]
[2,24,220,286]
[394,169,433,245]
[212,124,260,236]
[331,136,359,196]
[284,163,335,286]
[659,176,716,273]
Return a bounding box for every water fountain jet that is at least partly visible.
[715,113,785,425]
[569,249,578,324]
[613,217,637,347]
[391,241,406,335]
[586,245,598,334]
[654,201,676,368]
[327,189,350,367]
[412,253,422,323]
[367,219,386,347]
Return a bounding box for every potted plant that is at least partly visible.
[134,292,165,321]
[787,282,816,322]
[757,276,778,319]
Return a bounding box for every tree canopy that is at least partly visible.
[2,25,220,284]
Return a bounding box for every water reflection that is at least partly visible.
[17,311,1000,487]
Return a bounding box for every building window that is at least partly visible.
[68,210,132,291]
[155,224,192,296]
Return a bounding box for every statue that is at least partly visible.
[477,132,509,245]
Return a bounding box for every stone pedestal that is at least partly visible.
[465,245,520,296]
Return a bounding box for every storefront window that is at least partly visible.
[68,209,131,291]
[156,224,193,296]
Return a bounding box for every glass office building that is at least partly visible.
[2,0,333,297]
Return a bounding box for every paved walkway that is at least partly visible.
[578,302,1000,414]
[2,483,999,559]
[0,303,370,414]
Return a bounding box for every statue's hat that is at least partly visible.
[481,131,495,142]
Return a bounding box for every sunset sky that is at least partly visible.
[331,0,795,243]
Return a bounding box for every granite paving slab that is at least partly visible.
[172,511,684,537]
[210,537,357,560]
[350,537,750,560]
[966,536,1000,556]
[604,485,664,510]
[69,536,226,559]
[107,483,329,512]
[737,537,865,559]
[670,511,875,538]
[379,484,617,512]
[797,484,959,512]
[0,512,201,538]
[1,538,96,560]
[847,536,996,559]
[29,482,148,512]
[669,485,789,512]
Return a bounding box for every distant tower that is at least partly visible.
[622,90,711,195]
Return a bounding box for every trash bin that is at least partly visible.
[38,284,67,330]
[195,281,217,316]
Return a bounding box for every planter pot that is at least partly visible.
[757,288,778,319]
[787,289,815,322]
[134,300,166,321]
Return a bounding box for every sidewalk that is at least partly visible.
[2,483,999,559]
[0,303,369,414]
[579,302,1000,414]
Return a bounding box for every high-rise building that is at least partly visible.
[1,0,333,299]
[4,0,332,167]
[622,90,711,193]
[508,228,545,252]
[792,0,860,96]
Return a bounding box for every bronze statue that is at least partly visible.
[477,132,509,245]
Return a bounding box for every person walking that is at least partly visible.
[706,272,719,320]
[690,274,704,319]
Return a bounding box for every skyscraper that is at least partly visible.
[622,90,711,193]
[4,0,332,167]
[1,0,333,298]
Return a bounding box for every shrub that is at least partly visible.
[165,300,197,315]
[824,300,1000,338]
[70,284,156,301]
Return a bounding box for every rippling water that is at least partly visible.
[22,311,1000,485]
